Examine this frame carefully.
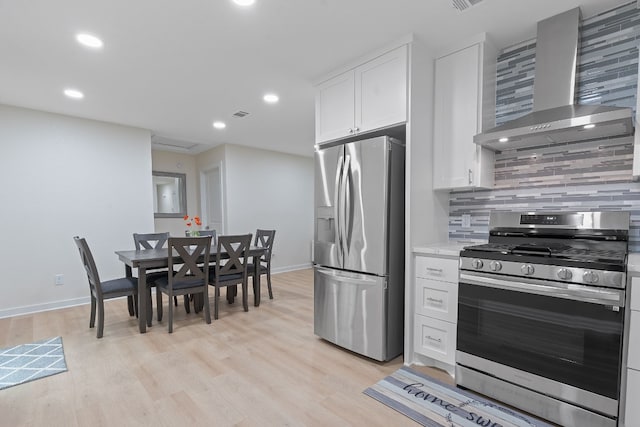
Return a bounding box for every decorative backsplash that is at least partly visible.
[449,1,640,252]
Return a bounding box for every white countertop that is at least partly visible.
[628,253,640,273]
[413,240,486,258]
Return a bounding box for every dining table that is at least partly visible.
[115,245,267,333]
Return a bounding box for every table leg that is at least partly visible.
[138,267,148,333]
[125,265,135,316]
[253,257,261,307]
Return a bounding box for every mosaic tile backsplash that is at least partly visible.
[449,1,640,252]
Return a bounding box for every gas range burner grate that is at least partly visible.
[464,243,627,263]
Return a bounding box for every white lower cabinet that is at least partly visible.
[623,277,640,426]
[413,253,459,375]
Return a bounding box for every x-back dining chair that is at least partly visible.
[133,232,183,320]
[208,233,252,319]
[183,229,216,312]
[154,236,212,332]
[74,236,138,338]
[247,229,276,301]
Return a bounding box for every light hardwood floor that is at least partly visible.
[0,269,452,426]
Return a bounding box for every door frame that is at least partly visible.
[199,161,226,234]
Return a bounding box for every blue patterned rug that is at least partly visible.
[0,336,67,391]
[364,366,554,427]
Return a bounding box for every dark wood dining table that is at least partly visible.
[115,245,266,333]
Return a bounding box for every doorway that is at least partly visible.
[200,163,225,234]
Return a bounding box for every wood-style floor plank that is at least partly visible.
[0,269,451,426]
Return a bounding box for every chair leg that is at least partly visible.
[133,293,139,317]
[242,281,249,312]
[168,291,174,333]
[174,295,178,307]
[267,269,273,299]
[147,288,153,327]
[183,295,191,313]
[203,287,211,324]
[97,299,105,339]
[127,295,135,316]
[89,295,97,328]
[214,286,219,320]
[156,288,163,322]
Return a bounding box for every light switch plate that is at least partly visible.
[461,214,471,228]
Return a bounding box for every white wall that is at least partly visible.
[199,144,313,272]
[151,150,199,236]
[0,104,154,317]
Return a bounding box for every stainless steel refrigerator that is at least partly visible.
[313,135,405,361]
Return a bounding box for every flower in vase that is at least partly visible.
[184,215,202,236]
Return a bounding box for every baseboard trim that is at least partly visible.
[0,296,93,319]
[272,263,312,274]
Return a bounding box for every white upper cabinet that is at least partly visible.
[433,34,496,190]
[315,45,408,143]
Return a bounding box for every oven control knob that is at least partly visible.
[583,270,599,284]
[489,261,502,272]
[471,259,484,269]
[557,268,573,280]
[521,264,535,275]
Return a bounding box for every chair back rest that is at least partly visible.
[255,229,276,262]
[168,236,212,286]
[73,236,103,297]
[133,232,169,250]
[184,229,217,245]
[216,234,252,277]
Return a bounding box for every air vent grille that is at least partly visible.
[452,0,483,12]
[233,111,249,118]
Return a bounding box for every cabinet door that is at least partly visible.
[625,369,640,426]
[315,71,356,143]
[433,44,480,189]
[355,45,407,134]
[414,314,456,365]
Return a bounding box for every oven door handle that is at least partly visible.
[459,272,625,307]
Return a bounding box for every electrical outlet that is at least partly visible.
[461,214,471,228]
[54,274,64,286]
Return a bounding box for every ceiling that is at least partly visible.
[0,0,629,158]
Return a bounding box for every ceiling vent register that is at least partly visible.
[233,110,249,118]
[452,0,484,12]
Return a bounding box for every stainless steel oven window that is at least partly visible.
[457,277,624,400]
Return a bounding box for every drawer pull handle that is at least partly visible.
[426,268,444,273]
[426,335,442,343]
[426,297,444,304]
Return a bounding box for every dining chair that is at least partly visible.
[74,236,138,338]
[184,228,217,244]
[182,229,216,313]
[133,232,186,319]
[247,229,276,300]
[208,233,252,319]
[154,236,212,332]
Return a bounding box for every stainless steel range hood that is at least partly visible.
[474,7,634,151]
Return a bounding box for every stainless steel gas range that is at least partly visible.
[457,211,630,427]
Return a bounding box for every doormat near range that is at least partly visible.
[364,366,554,427]
[0,336,67,391]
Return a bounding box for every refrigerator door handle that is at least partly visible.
[334,155,344,262]
[314,266,380,284]
[343,154,352,257]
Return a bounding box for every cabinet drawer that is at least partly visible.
[631,277,640,312]
[629,310,640,370]
[415,256,458,282]
[624,368,640,426]
[414,315,456,365]
[415,278,458,323]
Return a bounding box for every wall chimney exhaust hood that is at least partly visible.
[474,7,634,151]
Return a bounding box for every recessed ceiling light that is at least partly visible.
[76,33,103,49]
[583,123,596,129]
[233,0,255,6]
[64,89,84,99]
[213,121,226,129]
[498,137,509,143]
[263,93,279,104]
